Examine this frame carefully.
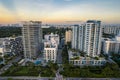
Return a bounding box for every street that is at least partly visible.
[56,38,64,64]
[0,77,119,80]
[56,49,62,64]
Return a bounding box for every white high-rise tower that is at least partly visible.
[72,25,79,49]
[83,20,102,57]
[72,20,102,57]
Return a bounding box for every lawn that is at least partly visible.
[1,66,55,77]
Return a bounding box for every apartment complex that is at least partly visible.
[72,25,79,49]
[72,20,102,57]
[44,33,59,63]
[65,30,72,44]
[0,36,23,57]
[103,25,120,35]
[22,21,42,60]
[102,34,120,55]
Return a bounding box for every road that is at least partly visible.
[0,56,22,75]
[108,58,117,64]
[55,66,63,80]
[0,77,55,80]
[65,78,120,80]
[56,49,62,64]
[56,38,64,64]
[0,77,119,80]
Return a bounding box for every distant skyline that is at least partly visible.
[0,0,120,24]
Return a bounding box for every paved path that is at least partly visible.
[0,77,55,80]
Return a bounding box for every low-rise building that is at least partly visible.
[0,36,23,57]
[68,51,106,66]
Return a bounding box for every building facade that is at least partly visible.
[78,25,84,51]
[0,36,23,57]
[72,25,79,49]
[69,58,106,66]
[65,30,72,44]
[102,34,120,55]
[83,20,102,57]
[44,33,59,45]
[44,33,59,63]
[68,51,106,66]
[103,25,120,35]
[22,21,42,60]
[0,46,4,57]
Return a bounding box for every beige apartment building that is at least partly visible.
[22,21,42,60]
[65,30,72,44]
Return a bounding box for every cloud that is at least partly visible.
[0,0,16,13]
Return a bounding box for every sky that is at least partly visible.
[0,0,120,24]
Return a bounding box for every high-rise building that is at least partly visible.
[72,25,85,50]
[72,20,102,57]
[65,30,72,44]
[72,25,79,49]
[78,25,84,51]
[22,21,42,60]
[84,20,102,57]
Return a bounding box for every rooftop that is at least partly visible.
[68,50,105,61]
[86,20,101,23]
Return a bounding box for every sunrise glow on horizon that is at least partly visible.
[0,0,120,24]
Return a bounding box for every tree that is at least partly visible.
[94,57,99,60]
[67,42,71,49]
[0,57,3,61]
[102,66,113,77]
[7,78,13,80]
[0,27,21,38]
[48,61,58,72]
[12,62,18,67]
[61,45,69,64]
[79,51,87,57]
